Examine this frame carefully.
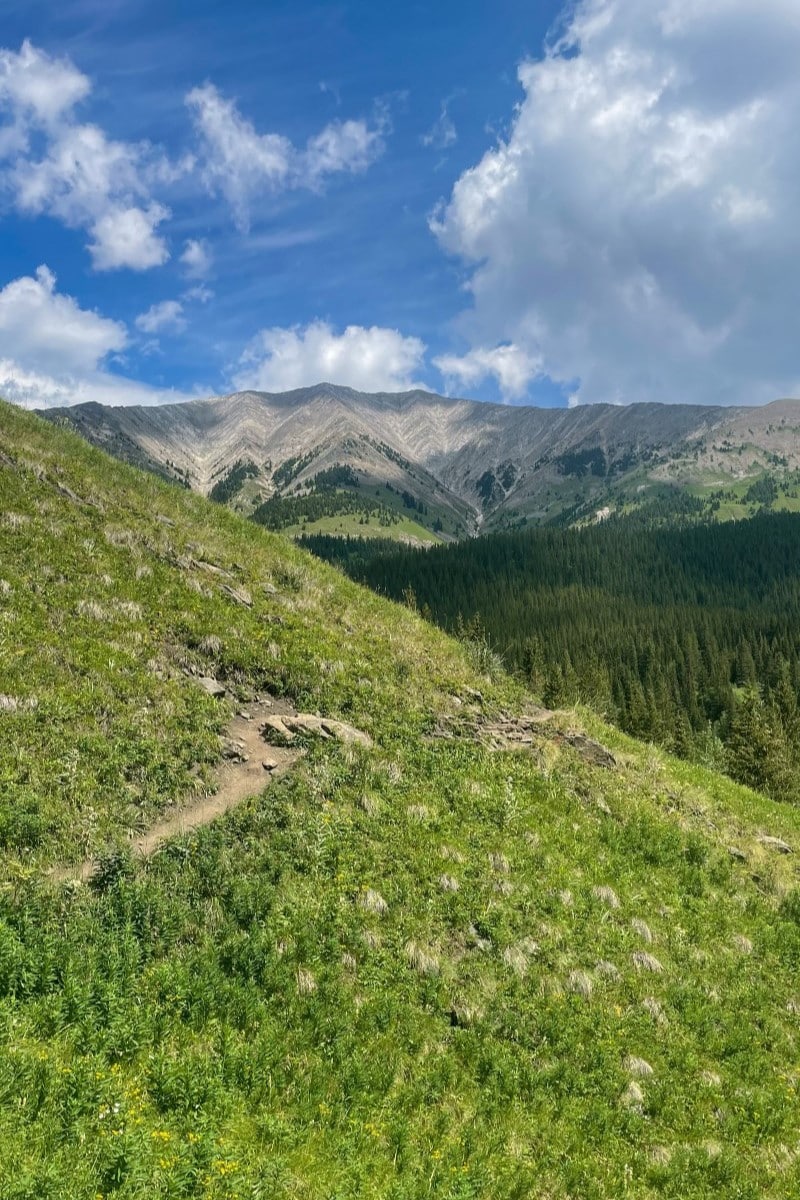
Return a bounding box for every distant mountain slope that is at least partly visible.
[4,399,800,1197]
[41,385,800,531]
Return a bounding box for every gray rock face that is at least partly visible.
[757,835,792,854]
[40,384,800,531]
[197,676,227,698]
[261,712,372,748]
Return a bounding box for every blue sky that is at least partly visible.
[1,0,800,409]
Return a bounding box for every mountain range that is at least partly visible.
[42,384,800,535]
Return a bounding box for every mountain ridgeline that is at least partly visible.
[304,514,800,804]
[42,385,800,538]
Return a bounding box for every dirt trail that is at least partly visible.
[134,702,302,854]
[51,697,302,884]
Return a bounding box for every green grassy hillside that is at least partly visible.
[2,400,800,1199]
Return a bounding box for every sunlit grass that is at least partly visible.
[1,400,800,1198]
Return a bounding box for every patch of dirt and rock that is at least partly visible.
[50,681,371,883]
[431,709,617,769]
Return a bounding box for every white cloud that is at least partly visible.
[182,284,213,304]
[0,265,125,373]
[0,266,195,408]
[233,320,428,393]
[433,0,800,405]
[303,118,383,183]
[0,41,174,271]
[135,299,186,335]
[180,237,213,277]
[0,38,89,129]
[422,100,457,150]
[187,82,385,231]
[89,203,170,271]
[12,121,141,218]
[0,359,195,409]
[435,343,543,401]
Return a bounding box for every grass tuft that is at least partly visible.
[358,888,389,915]
[502,945,529,976]
[593,884,621,908]
[596,959,621,980]
[405,941,440,976]
[621,1081,645,1110]
[642,996,668,1024]
[567,969,593,997]
[632,951,664,974]
[76,598,108,619]
[296,967,317,995]
[199,633,223,656]
[631,917,654,943]
[624,1055,655,1078]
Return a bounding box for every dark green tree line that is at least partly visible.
[303,514,800,803]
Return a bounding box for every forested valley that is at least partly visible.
[303,514,800,804]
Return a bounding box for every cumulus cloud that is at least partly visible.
[0,265,125,373]
[0,38,89,130]
[0,40,175,270]
[187,83,386,231]
[135,299,186,335]
[0,266,193,408]
[435,343,542,400]
[180,237,213,277]
[0,359,195,409]
[88,203,170,271]
[233,320,428,393]
[433,0,800,405]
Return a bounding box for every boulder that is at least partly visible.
[198,676,226,698]
[757,835,792,854]
[261,713,372,748]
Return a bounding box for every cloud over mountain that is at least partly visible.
[233,320,427,393]
[433,0,800,405]
[0,266,194,408]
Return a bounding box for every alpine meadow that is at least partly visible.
[5,0,800,1197]
[3,397,800,1199]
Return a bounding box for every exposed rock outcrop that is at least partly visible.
[261,713,372,748]
[431,709,616,768]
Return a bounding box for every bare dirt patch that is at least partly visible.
[50,696,302,884]
[49,691,375,884]
[132,700,302,856]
